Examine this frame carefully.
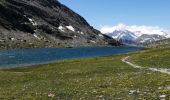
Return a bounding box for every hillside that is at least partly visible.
[143,38,170,48]
[0,0,118,50]
[129,48,170,68]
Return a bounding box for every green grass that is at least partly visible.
[0,52,170,99]
[130,48,170,68]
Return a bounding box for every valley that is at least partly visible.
[0,0,170,99]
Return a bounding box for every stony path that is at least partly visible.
[122,56,170,75]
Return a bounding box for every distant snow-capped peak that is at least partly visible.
[100,23,170,45]
[107,30,137,40]
[100,23,170,38]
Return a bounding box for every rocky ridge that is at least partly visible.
[0,0,118,49]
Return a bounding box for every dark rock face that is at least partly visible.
[0,0,118,49]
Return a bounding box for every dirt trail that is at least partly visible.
[122,56,170,75]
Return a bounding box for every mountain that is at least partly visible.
[143,38,170,48]
[107,30,137,45]
[105,30,167,46]
[136,34,166,44]
[101,24,169,46]
[0,0,118,50]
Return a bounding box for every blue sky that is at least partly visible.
[58,0,170,30]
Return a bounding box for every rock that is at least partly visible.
[0,0,118,50]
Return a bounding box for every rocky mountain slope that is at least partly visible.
[0,0,118,50]
[136,34,166,44]
[143,38,170,48]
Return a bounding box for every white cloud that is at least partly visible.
[100,23,170,37]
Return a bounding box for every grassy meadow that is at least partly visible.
[130,48,170,68]
[0,50,170,100]
[0,48,170,99]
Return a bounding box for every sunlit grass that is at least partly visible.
[0,52,170,99]
[130,48,170,68]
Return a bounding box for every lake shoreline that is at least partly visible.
[0,46,142,69]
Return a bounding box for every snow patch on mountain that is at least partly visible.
[28,18,37,26]
[66,25,75,32]
[98,34,104,37]
[58,26,65,32]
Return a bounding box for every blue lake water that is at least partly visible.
[0,47,141,68]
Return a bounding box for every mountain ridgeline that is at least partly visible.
[0,0,118,49]
[105,30,167,46]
